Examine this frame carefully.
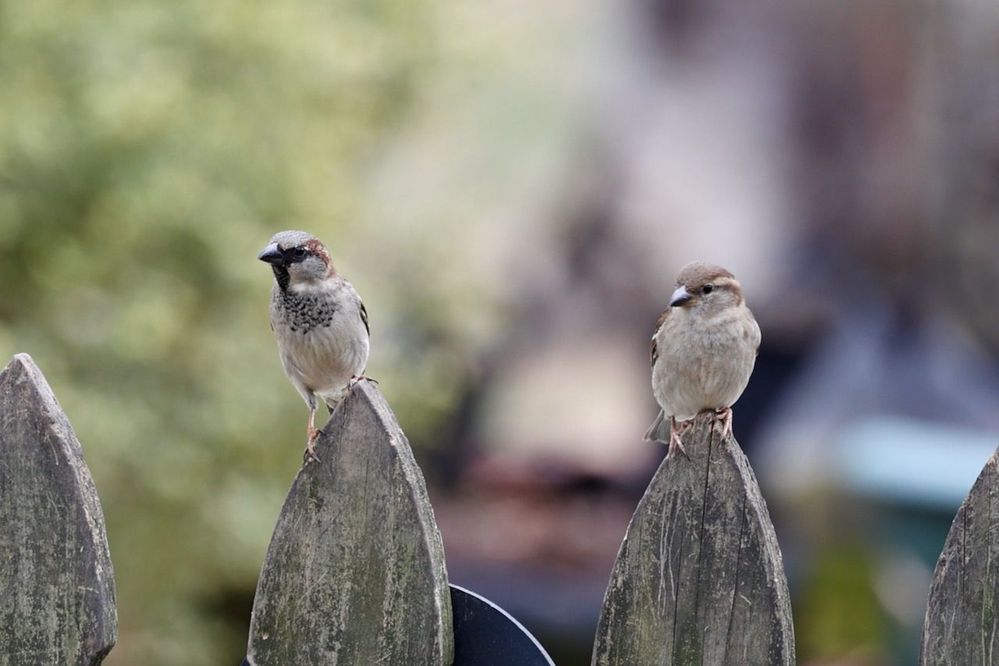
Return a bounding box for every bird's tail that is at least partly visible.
[644,410,666,442]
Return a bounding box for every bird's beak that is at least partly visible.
[258,243,284,265]
[670,285,693,308]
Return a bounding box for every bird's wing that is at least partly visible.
[745,310,762,356]
[650,308,670,367]
[360,301,370,336]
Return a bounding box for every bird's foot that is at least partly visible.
[666,419,690,460]
[348,374,379,388]
[304,427,322,463]
[715,407,733,437]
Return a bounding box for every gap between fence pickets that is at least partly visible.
[0,353,118,665]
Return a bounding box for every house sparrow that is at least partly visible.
[258,230,370,460]
[647,262,760,458]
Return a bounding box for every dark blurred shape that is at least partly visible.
[643,0,706,56]
[451,584,556,666]
[198,585,256,664]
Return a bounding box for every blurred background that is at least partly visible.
[1,0,997,663]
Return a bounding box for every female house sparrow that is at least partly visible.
[647,262,761,458]
[258,230,370,459]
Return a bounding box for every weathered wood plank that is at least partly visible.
[592,412,794,666]
[0,354,117,666]
[246,381,454,666]
[920,445,999,665]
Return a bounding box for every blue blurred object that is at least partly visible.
[830,416,997,664]
[834,416,997,510]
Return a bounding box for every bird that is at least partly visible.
[258,230,370,460]
[647,262,761,458]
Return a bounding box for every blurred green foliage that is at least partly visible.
[796,544,889,664]
[0,1,442,663]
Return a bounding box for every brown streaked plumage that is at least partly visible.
[259,230,371,461]
[647,261,760,458]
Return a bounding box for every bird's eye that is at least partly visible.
[702,284,714,294]
[290,247,307,260]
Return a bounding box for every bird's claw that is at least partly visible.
[667,432,689,460]
[304,427,322,463]
[348,374,379,388]
[713,407,733,438]
[666,419,690,460]
[303,447,321,464]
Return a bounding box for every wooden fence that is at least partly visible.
[245,381,453,664]
[1,351,998,665]
[592,414,795,665]
[0,354,116,666]
[920,446,999,665]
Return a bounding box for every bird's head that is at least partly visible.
[669,261,744,315]
[258,230,334,290]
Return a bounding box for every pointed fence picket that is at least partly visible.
[591,413,795,665]
[9,350,998,665]
[245,381,454,665]
[920,445,999,665]
[0,354,117,666]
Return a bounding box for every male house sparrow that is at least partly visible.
[647,262,761,458]
[258,230,370,459]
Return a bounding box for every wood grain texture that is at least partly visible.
[0,354,117,666]
[592,412,794,666]
[921,446,999,665]
[246,381,453,666]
